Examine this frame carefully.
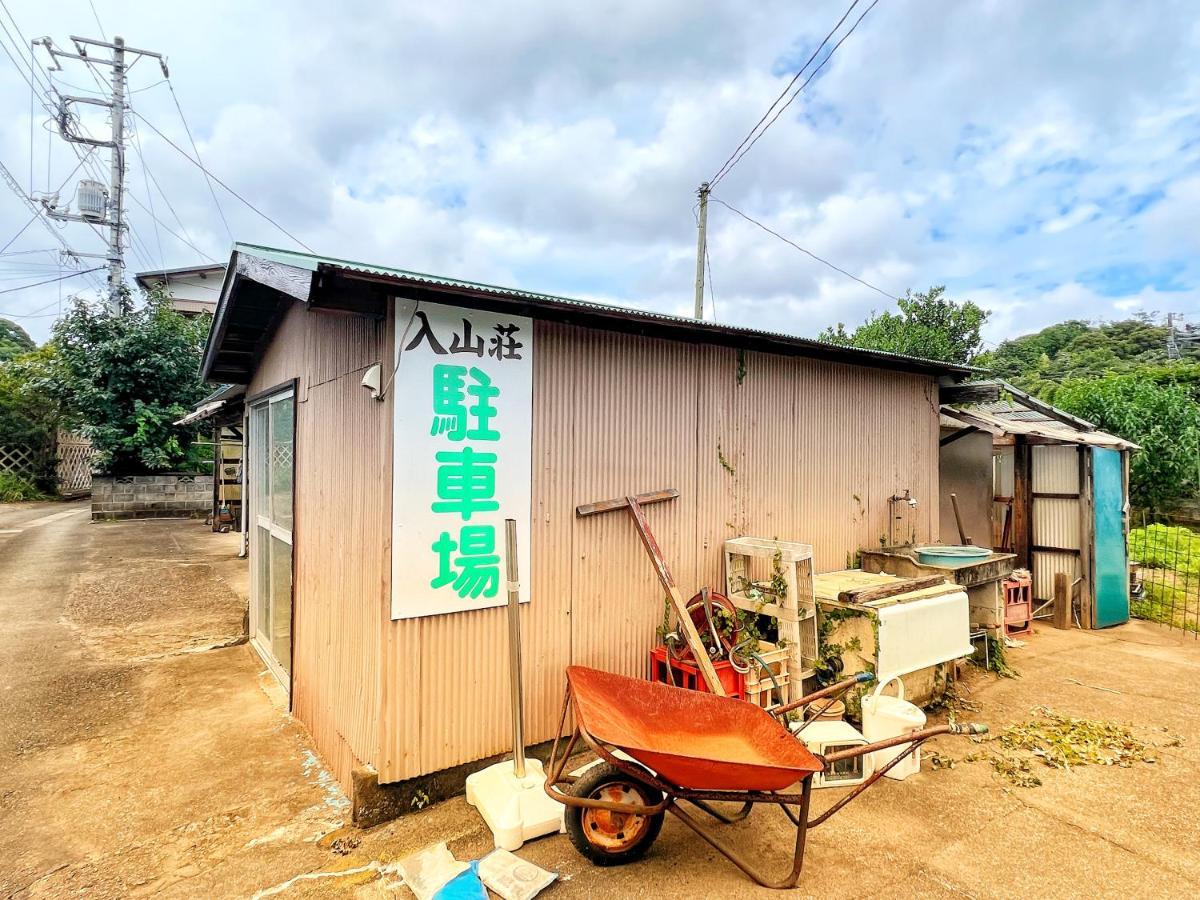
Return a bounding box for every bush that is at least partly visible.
[0,470,45,502]
[0,347,59,491]
[1129,523,1200,574]
[1054,374,1200,512]
[33,287,211,475]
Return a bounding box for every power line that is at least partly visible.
[712,196,899,301]
[710,0,862,186]
[0,264,104,296]
[711,0,882,188]
[133,110,315,252]
[704,243,718,321]
[0,209,39,253]
[125,110,165,273]
[0,149,107,292]
[124,96,215,262]
[88,0,107,41]
[167,79,232,243]
[126,189,217,263]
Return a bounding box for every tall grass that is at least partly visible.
[0,470,45,502]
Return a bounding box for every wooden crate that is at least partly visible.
[743,641,790,710]
[724,537,818,702]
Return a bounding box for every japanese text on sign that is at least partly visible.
[391,302,533,619]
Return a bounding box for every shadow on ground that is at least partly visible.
[2,502,1198,898]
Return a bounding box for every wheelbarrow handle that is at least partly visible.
[951,722,988,735]
[771,671,875,721]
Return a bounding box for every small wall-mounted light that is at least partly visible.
[361,363,383,401]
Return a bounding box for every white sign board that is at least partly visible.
[391,299,533,620]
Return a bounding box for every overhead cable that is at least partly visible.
[711,0,882,188]
[133,109,315,253]
[710,0,862,187]
[712,196,898,301]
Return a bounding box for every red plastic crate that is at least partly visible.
[649,646,745,699]
[1003,575,1033,636]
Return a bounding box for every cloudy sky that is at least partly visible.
[1,0,1198,347]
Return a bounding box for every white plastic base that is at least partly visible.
[465,758,565,851]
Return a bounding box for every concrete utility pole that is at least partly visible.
[34,35,168,313]
[693,182,710,320]
[106,37,126,308]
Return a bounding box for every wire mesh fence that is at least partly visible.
[1129,515,1200,637]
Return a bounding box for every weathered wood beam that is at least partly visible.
[309,268,388,318]
[235,253,312,302]
[940,425,979,447]
[1012,438,1033,569]
[939,381,1001,405]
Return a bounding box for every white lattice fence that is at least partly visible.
[56,431,95,496]
[0,444,36,476]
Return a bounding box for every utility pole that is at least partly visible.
[106,37,126,308]
[1168,312,1181,361]
[34,35,168,313]
[693,182,710,320]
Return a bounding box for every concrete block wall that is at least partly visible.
[91,474,213,521]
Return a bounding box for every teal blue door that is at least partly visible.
[1092,448,1129,627]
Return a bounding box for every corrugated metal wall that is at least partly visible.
[248,304,387,791]
[376,320,941,782]
[1031,444,1082,601]
[244,303,943,786]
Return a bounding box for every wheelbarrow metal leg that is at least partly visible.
[667,777,813,890]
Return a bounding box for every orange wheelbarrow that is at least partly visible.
[545,666,986,889]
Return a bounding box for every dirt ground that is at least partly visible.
[2,500,1199,898]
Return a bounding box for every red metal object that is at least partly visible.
[546,666,987,889]
[668,589,744,663]
[574,666,812,790]
[1004,574,1033,636]
[649,647,745,699]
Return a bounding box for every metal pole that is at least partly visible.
[504,518,526,777]
[107,36,125,312]
[693,182,709,320]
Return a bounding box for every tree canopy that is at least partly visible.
[32,287,212,475]
[818,286,989,365]
[0,317,35,362]
[1054,373,1200,512]
[974,313,1185,399]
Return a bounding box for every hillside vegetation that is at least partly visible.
[976,314,1200,512]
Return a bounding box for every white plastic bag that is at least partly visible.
[478,848,557,900]
[397,843,469,900]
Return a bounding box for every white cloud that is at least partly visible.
[0,0,1198,349]
[1042,203,1102,235]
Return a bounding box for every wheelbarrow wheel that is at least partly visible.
[566,762,665,866]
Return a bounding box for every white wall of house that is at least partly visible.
[136,265,225,316]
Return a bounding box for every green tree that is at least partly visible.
[1054,373,1200,512]
[975,314,1181,396]
[34,287,212,475]
[819,286,989,365]
[0,317,35,362]
[0,345,59,489]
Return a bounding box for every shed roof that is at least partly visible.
[202,242,981,384]
[940,381,1136,450]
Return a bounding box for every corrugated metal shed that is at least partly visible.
[211,244,953,796]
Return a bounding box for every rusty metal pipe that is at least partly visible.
[772,671,875,720]
[823,722,987,764]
